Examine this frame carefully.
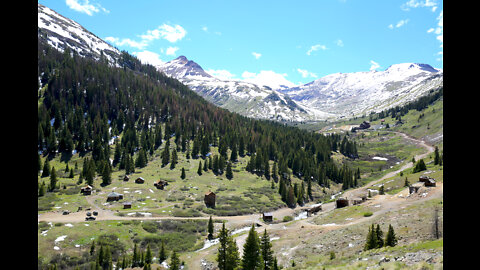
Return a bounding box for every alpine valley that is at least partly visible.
[38,3,442,123]
[37,3,444,270]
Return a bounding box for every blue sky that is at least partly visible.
[39,0,443,86]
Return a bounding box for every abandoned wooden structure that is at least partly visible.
[123,202,132,209]
[419,175,436,187]
[409,182,424,194]
[80,185,93,195]
[135,177,145,184]
[262,212,273,222]
[351,196,366,205]
[336,197,349,208]
[204,191,216,208]
[123,175,130,182]
[154,179,168,190]
[106,192,124,202]
[307,203,323,216]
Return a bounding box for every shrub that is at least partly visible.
[363,212,373,217]
[283,216,294,222]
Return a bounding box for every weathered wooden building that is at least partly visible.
[204,191,216,208]
[262,212,273,222]
[135,177,145,184]
[154,179,168,190]
[106,192,124,202]
[336,197,349,208]
[80,185,93,195]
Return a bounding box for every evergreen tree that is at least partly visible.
[286,185,296,208]
[49,167,57,191]
[145,244,152,265]
[158,240,167,264]
[161,141,170,167]
[241,224,263,270]
[42,158,51,177]
[379,185,385,195]
[170,148,178,169]
[181,167,186,180]
[364,224,376,251]
[101,161,112,186]
[260,229,274,270]
[69,168,74,178]
[375,224,384,248]
[216,222,241,270]
[170,250,180,270]
[132,243,139,267]
[90,240,95,256]
[208,216,214,240]
[413,159,427,173]
[385,224,397,247]
[198,161,203,176]
[38,181,46,197]
[226,162,233,180]
[230,143,238,162]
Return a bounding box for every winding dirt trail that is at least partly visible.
[38,131,440,269]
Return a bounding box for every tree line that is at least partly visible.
[38,39,363,196]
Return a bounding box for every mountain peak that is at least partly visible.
[385,63,439,73]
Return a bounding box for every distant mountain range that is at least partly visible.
[38,3,443,122]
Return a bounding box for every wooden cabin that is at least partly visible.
[106,192,123,202]
[123,175,130,182]
[135,177,145,184]
[80,185,93,195]
[262,212,273,222]
[123,202,132,209]
[336,197,349,208]
[204,191,216,208]
[419,175,436,187]
[154,179,168,190]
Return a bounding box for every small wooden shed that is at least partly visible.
[154,179,168,190]
[419,175,436,187]
[106,192,124,202]
[336,197,349,208]
[262,212,273,222]
[123,202,132,209]
[80,185,93,195]
[204,191,216,208]
[123,175,130,182]
[135,177,145,184]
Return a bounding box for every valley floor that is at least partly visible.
[38,131,443,269]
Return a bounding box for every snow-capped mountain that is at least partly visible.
[158,56,325,122]
[278,63,443,119]
[38,4,120,65]
[38,3,443,122]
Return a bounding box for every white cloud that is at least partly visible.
[241,70,296,89]
[65,0,109,16]
[165,47,179,56]
[335,39,344,47]
[206,69,237,80]
[104,23,186,50]
[396,19,409,28]
[427,10,443,59]
[297,68,317,78]
[369,60,380,71]
[401,0,438,12]
[104,37,148,49]
[389,19,409,29]
[140,24,187,43]
[132,51,165,67]
[202,26,208,32]
[307,44,327,55]
[252,52,262,59]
